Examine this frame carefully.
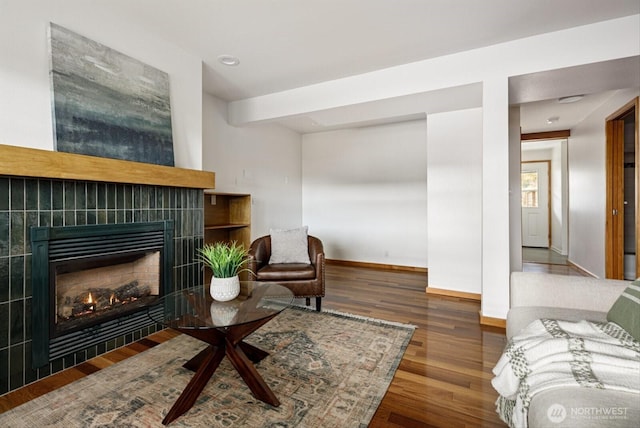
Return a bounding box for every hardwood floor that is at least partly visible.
[523,261,591,276]
[0,264,515,426]
[522,247,568,265]
[323,265,507,427]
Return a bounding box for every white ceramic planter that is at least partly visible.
[209,275,240,301]
[209,301,239,325]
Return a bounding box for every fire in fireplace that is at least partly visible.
[31,221,174,367]
[53,250,161,336]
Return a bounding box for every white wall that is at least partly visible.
[229,15,639,319]
[568,88,640,277]
[427,109,482,293]
[509,106,523,273]
[483,77,512,319]
[0,0,203,169]
[202,94,303,238]
[302,121,428,267]
[556,140,569,255]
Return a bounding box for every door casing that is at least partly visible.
[605,97,639,279]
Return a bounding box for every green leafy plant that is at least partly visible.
[197,241,249,278]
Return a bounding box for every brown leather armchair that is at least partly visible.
[247,235,325,311]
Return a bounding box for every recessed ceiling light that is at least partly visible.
[217,54,240,66]
[547,116,560,124]
[558,95,584,103]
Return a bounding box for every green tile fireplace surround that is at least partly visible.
[0,146,215,395]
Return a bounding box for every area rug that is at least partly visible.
[0,307,415,427]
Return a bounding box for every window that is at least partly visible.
[521,171,538,208]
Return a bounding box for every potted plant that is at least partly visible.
[197,241,248,301]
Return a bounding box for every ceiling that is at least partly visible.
[98,0,640,133]
[515,56,640,133]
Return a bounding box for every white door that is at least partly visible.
[521,161,550,248]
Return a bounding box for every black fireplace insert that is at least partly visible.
[31,221,174,367]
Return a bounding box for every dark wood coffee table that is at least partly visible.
[147,282,294,425]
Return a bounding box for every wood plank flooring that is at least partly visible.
[0,263,548,426]
[324,265,507,427]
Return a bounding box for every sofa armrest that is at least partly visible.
[510,272,629,312]
[507,306,609,339]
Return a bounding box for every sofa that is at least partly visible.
[493,272,639,428]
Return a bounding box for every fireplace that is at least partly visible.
[31,221,174,367]
[53,250,161,336]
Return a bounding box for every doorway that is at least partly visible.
[605,97,639,280]
[521,161,550,248]
[520,138,569,265]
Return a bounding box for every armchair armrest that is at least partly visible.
[308,237,324,266]
[247,236,270,274]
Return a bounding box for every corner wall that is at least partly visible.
[202,94,303,239]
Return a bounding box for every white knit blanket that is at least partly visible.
[492,319,640,428]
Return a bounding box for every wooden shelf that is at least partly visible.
[204,224,251,230]
[203,191,251,249]
[203,192,252,282]
[0,144,215,189]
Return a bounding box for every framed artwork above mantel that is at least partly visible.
[48,23,175,167]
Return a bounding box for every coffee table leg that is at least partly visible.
[182,345,214,371]
[239,341,269,363]
[225,339,280,407]
[162,346,225,425]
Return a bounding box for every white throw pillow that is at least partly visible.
[269,226,311,264]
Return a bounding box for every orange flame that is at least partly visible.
[87,293,94,304]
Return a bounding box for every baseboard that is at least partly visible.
[567,260,597,277]
[425,287,480,301]
[326,259,427,273]
[478,311,507,328]
[549,245,567,256]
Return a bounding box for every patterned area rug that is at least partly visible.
[0,307,414,427]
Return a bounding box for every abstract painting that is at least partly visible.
[48,23,174,166]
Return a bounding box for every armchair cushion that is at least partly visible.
[269,226,311,264]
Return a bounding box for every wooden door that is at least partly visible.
[606,120,625,278]
[605,97,639,279]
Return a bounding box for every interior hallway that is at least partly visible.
[522,247,589,277]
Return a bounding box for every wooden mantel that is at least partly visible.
[0,144,215,189]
